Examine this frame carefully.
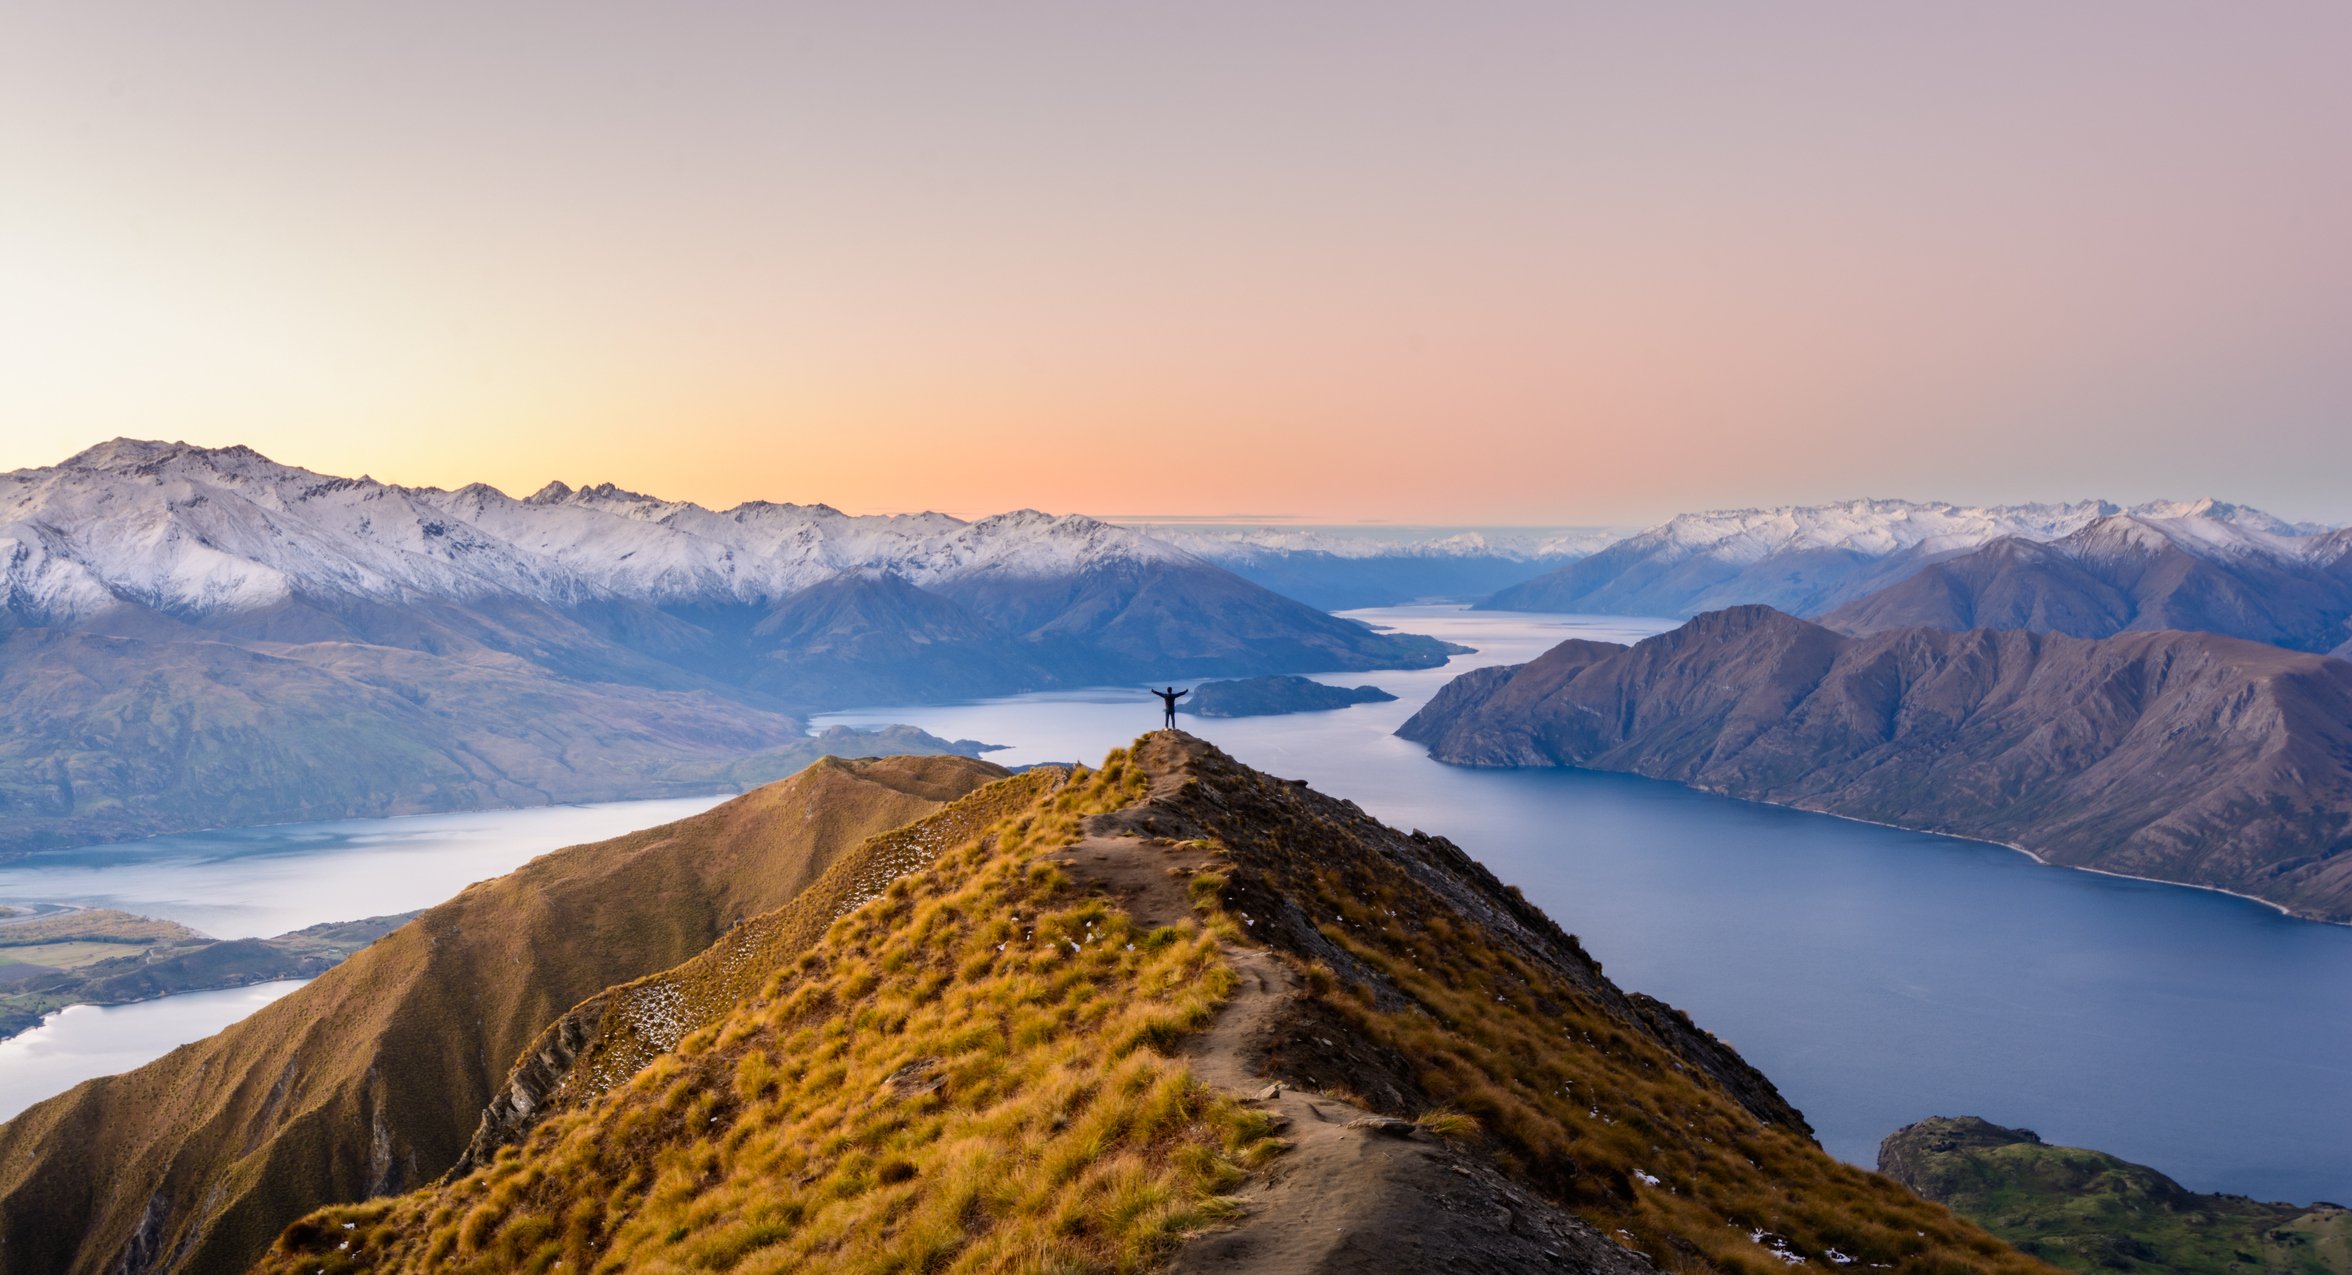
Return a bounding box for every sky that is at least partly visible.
[4,4,2348,525]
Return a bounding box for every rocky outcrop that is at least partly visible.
[1402,606,2352,922]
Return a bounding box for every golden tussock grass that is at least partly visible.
[260,750,1283,1275]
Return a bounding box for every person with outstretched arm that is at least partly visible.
[1151,686,1188,729]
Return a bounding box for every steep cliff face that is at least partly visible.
[0,754,1006,1275]
[256,735,2041,1275]
[1401,607,2352,922]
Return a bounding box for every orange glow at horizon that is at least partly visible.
[3,4,2349,525]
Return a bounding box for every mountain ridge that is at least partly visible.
[1822,513,2352,655]
[243,734,2045,1274]
[1479,498,2339,620]
[6,439,1200,621]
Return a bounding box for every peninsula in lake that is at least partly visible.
[1401,606,2352,922]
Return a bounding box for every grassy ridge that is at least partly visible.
[264,736,2050,1274]
[263,751,1285,1274]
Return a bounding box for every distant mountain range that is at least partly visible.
[0,441,1453,850]
[1402,606,2352,922]
[1480,499,2350,655]
[1822,509,2352,657]
[1145,524,1620,610]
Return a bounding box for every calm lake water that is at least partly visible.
[814,606,2352,1205]
[0,795,734,939]
[0,980,307,1121]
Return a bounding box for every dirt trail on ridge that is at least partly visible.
[1053,735,1654,1275]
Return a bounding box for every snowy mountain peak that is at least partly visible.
[1628,499,2125,565]
[2066,501,2322,563]
[57,438,294,483]
[1144,524,1621,563]
[573,481,661,505]
[2,443,1203,622]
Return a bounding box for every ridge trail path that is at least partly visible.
[1052,736,1653,1274]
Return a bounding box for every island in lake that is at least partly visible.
[1183,674,1398,718]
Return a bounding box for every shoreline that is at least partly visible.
[1751,797,2331,927]
[1450,761,2348,930]
[1,973,315,1044]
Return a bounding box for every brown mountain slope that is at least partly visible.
[0,626,991,854]
[1400,606,2352,922]
[0,753,1006,1275]
[260,735,2044,1274]
[452,765,1071,1173]
[1818,523,2352,655]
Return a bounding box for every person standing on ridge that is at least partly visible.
[1151,686,1188,729]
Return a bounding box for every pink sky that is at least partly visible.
[4,4,2347,524]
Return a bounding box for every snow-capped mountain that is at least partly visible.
[1147,525,1620,562]
[2058,499,2333,565]
[1821,503,2352,654]
[0,440,1457,853]
[1478,497,2340,619]
[1644,499,2117,559]
[1,439,1195,624]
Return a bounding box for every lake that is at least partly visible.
[0,794,732,1115]
[0,795,734,939]
[815,606,2352,1205]
[0,980,307,1122]
[3,605,2347,1204]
